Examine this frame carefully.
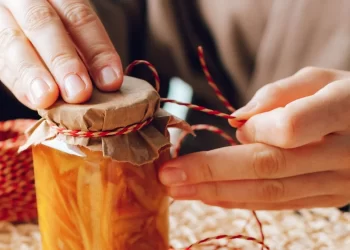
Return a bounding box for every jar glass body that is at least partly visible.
[32,143,169,250]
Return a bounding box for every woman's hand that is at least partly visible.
[0,0,123,109]
[159,67,350,210]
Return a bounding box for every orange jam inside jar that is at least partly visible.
[32,144,169,250]
[21,77,189,250]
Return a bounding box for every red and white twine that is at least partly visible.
[49,47,244,137]
[183,234,269,250]
[161,98,238,120]
[172,124,237,158]
[125,60,161,92]
[197,46,235,113]
[48,117,153,138]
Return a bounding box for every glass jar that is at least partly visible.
[32,143,169,250]
[20,77,188,250]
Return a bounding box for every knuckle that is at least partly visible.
[17,61,35,80]
[86,44,116,68]
[198,152,216,182]
[261,180,285,201]
[16,60,43,87]
[296,66,333,79]
[257,83,282,98]
[49,52,78,69]
[63,2,96,28]
[296,66,320,76]
[15,61,42,92]
[253,145,286,178]
[201,162,215,182]
[23,4,58,31]
[0,28,23,51]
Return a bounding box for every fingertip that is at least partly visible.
[27,78,60,109]
[61,73,93,104]
[235,115,261,144]
[235,128,250,144]
[228,118,246,128]
[94,65,124,92]
[232,101,259,119]
[34,86,60,109]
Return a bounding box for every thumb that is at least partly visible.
[230,67,344,124]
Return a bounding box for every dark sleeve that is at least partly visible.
[0,84,39,121]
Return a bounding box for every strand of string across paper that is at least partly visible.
[125,47,268,250]
[50,47,243,138]
[125,47,244,128]
[49,46,268,249]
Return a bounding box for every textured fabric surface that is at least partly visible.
[0,201,349,249]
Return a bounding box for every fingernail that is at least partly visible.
[159,167,187,185]
[29,78,50,103]
[100,67,118,86]
[170,185,196,197]
[233,101,258,117]
[64,74,87,98]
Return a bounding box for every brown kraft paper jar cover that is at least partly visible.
[20,76,190,250]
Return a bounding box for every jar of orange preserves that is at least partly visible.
[20,77,188,250]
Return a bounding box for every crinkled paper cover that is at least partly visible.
[20,76,190,165]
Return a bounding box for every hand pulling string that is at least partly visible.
[126,47,267,250]
[49,46,268,249]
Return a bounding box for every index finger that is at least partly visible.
[237,79,350,148]
[159,134,350,186]
[49,0,123,91]
[7,0,93,103]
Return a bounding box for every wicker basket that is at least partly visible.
[0,202,349,249]
[0,120,37,222]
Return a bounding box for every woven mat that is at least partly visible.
[0,201,349,250]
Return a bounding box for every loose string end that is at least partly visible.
[197,46,235,113]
